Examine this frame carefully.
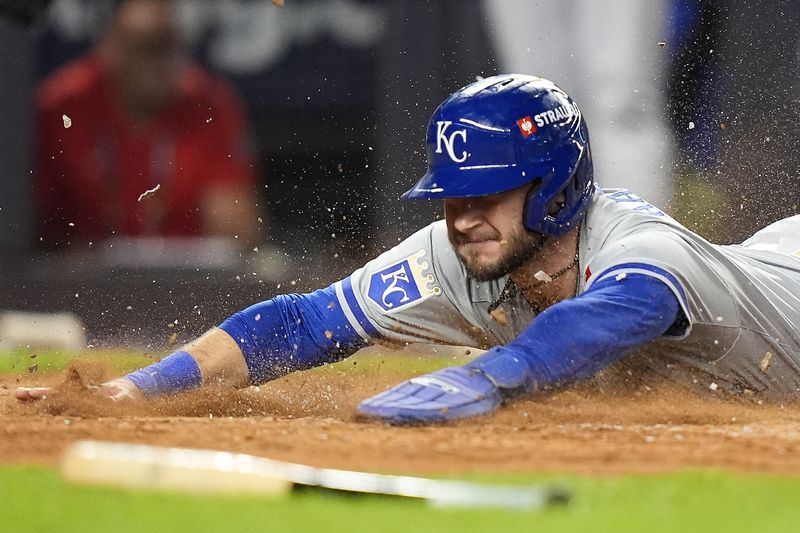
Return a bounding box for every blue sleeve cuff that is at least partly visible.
[124,351,202,398]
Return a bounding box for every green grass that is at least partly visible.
[0,347,467,378]
[1,466,799,532]
[5,350,800,532]
[0,349,154,375]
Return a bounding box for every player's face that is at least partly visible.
[445,184,543,281]
[108,0,184,111]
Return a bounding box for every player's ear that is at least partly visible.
[548,192,567,216]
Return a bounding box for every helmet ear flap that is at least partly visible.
[523,145,594,236]
[555,147,594,233]
[521,178,543,229]
[564,149,590,213]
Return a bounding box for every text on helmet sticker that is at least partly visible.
[435,121,468,163]
[533,103,580,127]
[367,250,441,314]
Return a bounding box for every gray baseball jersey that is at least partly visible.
[334,188,800,399]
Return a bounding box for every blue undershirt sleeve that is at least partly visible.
[467,272,683,392]
[124,350,202,397]
[219,283,367,385]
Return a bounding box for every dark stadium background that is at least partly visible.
[1,0,798,346]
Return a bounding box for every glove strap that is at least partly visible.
[465,348,534,392]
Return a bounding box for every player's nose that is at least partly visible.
[445,198,485,233]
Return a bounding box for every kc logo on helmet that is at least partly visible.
[435,121,468,163]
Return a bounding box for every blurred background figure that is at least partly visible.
[35,0,261,248]
[484,0,675,210]
[665,0,800,243]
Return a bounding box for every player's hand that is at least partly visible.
[15,378,143,402]
[14,386,51,401]
[94,379,144,401]
[357,366,503,424]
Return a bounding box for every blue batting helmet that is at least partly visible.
[403,74,595,237]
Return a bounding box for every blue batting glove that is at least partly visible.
[357,366,504,424]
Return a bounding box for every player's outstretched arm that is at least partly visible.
[358,272,683,424]
[16,282,366,402]
[15,327,249,402]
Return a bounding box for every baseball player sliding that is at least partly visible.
[18,75,800,423]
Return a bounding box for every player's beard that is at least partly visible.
[451,226,545,282]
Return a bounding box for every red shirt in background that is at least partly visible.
[36,54,258,246]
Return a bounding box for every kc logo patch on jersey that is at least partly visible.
[435,121,468,163]
[367,250,441,313]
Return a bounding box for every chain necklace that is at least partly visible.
[487,227,581,315]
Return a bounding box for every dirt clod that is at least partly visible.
[760,352,773,372]
[490,308,508,325]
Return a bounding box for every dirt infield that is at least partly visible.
[4,361,800,476]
